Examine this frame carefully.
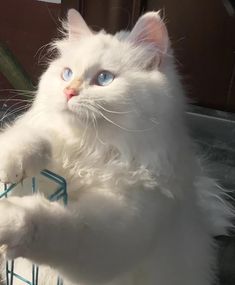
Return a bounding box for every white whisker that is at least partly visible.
[77,101,157,133]
[0,104,29,123]
[91,112,106,146]
[95,102,135,115]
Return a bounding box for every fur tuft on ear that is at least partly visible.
[128,12,169,65]
[67,9,92,39]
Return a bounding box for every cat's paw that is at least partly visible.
[0,198,31,259]
[0,137,51,184]
[0,153,24,184]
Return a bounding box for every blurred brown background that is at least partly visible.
[0,0,235,111]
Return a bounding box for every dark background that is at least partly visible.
[0,0,235,112]
[0,1,235,285]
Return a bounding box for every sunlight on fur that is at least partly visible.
[0,9,233,285]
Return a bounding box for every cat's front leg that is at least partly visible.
[0,194,215,285]
[0,125,51,183]
[0,190,171,284]
[0,197,33,259]
[0,195,67,261]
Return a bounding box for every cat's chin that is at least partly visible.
[62,105,96,128]
[66,101,102,122]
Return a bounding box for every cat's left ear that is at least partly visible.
[67,9,92,39]
[128,12,169,66]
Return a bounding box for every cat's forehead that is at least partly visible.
[63,33,118,54]
[59,32,135,70]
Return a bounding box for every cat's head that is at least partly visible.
[36,10,185,160]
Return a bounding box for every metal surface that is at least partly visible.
[0,170,67,285]
[187,105,235,191]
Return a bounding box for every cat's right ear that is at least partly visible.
[67,9,92,39]
[128,12,169,66]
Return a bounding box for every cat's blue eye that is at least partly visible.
[61,67,73,81]
[95,71,114,86]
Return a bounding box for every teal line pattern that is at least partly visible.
[0,170,67,285]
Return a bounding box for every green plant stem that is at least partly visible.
[0,42,34,93]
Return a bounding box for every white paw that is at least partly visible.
[0,154,24,184]
[0,199,30,259]
[0,138,51,184]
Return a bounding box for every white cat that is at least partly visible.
[0,9,233,285]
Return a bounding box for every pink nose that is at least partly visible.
[64,88,78,101]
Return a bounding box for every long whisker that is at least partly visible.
[0,105,29,123]
[35,43,50,57]
[95,102,134,115]
[1,100,28,117]
[35,41,56,66]
[0,90,35,98]
[81,102,157,133]
[80,109,89,148]
[91,112,106,145]
[4,103,29,116]
[0,94,33,105]
[78,103,105,145]
[0,88,35,93]
[0,99,32,103]
[97,110,141,132]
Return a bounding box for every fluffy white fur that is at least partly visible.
[0,9,233,285]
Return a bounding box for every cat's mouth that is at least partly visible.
[66,99,130,132]
[66,99,102,122]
